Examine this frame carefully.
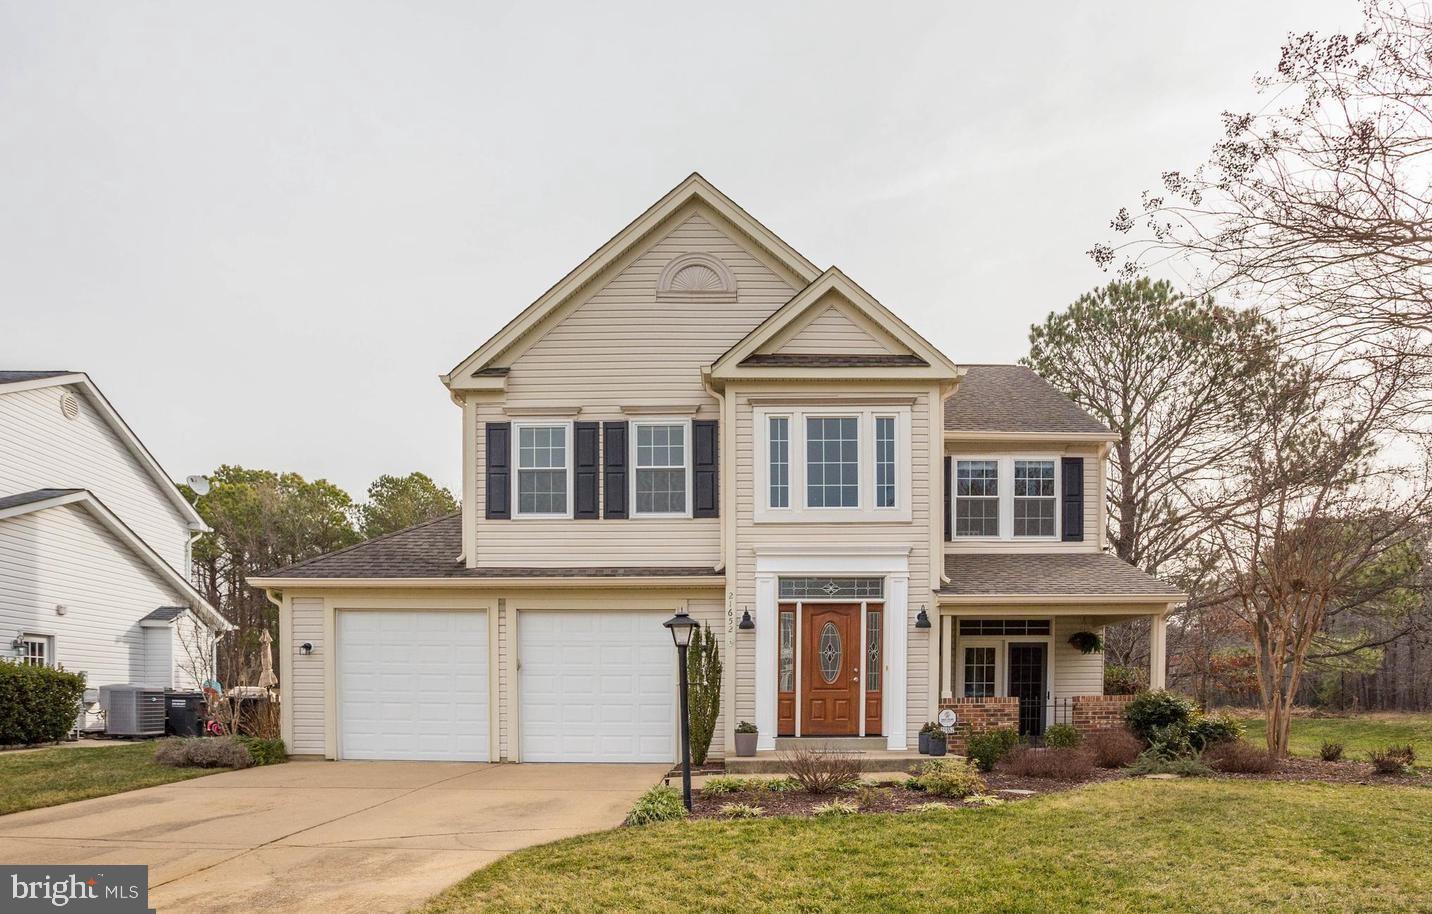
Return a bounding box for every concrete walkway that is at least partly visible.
[0,759,666,913]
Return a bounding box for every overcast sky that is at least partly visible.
[1,1,1359,498]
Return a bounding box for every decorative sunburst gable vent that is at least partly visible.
[58,391,80,421]
[657,252,737,302]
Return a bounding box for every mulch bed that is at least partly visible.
[685,757,1425,820]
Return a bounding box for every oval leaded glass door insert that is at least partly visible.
[818,622,842,683]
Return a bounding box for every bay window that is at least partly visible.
[754,407,911,522]
[806,417,859,508]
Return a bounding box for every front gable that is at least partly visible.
[765,292,908,357]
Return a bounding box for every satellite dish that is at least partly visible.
[186,475,211,496]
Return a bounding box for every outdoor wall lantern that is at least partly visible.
[299,642,313,655]
[915,605,932,629]
[738,607,755,631]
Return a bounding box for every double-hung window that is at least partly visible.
[633,421,690,516]
[951,456,1060,539]
[515,424,570,517]
[806,417,859,508]
[21,635,50,668]
[954,460,1000,537]
[1013,459,1056,537]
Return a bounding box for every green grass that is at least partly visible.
[416,779,1432,914]
[0,743,218,816]
[1243,713,1432,765]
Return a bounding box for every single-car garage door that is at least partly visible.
[337,610,489,761]
[518,611,675,763]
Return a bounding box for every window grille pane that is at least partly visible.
[769,417,789,508]
[634,423,686,514]
[866,611,881,691]
[777,577,884,599]
[516,425,568,515]
[958,619,1052,637]
[1013,460,1056,537]
[964,646,996,697]
[875,416,895,508]
[779,611,795,693]
[955,460,1000,536]
[806,416,859,508]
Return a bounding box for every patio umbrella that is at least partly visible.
[257,629,279,689]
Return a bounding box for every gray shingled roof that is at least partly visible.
[941,552,1182,597]
[0,370,74,384]
[257,513,721,580]
[140,606,188,623]
[739,353,929,368]
[945,365,1111,435]
[0,488,84,512]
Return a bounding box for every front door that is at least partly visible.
[801,603,860,735]
[1007,642,1047,737]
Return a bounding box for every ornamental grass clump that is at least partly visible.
[625,785,687,825]
[812,798,858,818]
[718,802,764,819]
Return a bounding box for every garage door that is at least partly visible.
[337,610,489,761]
[518,611,675,763]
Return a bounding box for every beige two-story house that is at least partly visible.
[250,175,1182,764]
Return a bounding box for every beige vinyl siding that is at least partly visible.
[0,384,192,572]
[0,503,184,688]
[472,210,795,568]
[142,627,173,687]
[171,612,210,690]
[944,440,1102,554]
[289,597,325,755]
[771,303,896,355]
[732,387,935,747]
[1053,615,1105,699]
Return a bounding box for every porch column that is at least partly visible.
[754,574,778,751]
[940,615,954,700]
[885,573,909,751]
[1149,612,1167,690]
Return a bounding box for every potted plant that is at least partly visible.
[927,728,948,757]
[1068,631,1104,654]
[919,721,939,755]
[734,721,758,757]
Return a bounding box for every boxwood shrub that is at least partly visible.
[0,662,86,745]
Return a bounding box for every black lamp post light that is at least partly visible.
[662,609,700,811]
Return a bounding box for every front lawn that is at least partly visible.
[1242,713,1432,766]
[0,743,218,816]
[416,779,1432,914]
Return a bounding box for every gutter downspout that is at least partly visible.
[702,367,738,761]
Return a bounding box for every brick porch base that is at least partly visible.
[937,694,1134,751]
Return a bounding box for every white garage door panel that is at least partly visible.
[338,610,489,761]
[519,611,675,763]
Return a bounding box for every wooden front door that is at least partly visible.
[801,603,861,735]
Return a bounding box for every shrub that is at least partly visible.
[1146,722,1196,759]
[686,623,722,766]
[718,802,764,819]
[155,737,254,769]
[762,776,802,792]
[779,748,862,794]
[911,759,986,798]
[919,721,940,734]
[1369,744,1417,775]
[234,736,286,766]
[1124,690,1199,743]
[1319,741,1345,762]
[1104,664,1144,695]
[855,783,887,810]
[735,720,758,734]
[812,799,858,818]
[1042,723,1081,749]
[700,776,755,796]
[1126,749,1212,777]
[966,728,1021,772]
[1188,712,1244,750]
[625,785,687,825]
[1005,747,1095,781]
[0,663,87,745]
[1086,728,1142,768]
[1205,740,1277,773]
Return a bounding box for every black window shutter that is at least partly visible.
[485,422,511,520]
[692,420,719,518]
[603,421,628,519]
[943,456,953,541]
[1061,456,1084,541]
[573,421,599,519]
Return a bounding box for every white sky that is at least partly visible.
[0,1,1360,498]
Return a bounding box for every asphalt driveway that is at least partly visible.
[0,760,666,913]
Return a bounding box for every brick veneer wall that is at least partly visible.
[938,696,1019,753]
[1072,694,1134,734]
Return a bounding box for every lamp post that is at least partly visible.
[663,610,699,811]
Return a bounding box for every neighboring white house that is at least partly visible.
[250,175,1184,764]
[0,371,229,722]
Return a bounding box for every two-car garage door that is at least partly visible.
[336,609,675,763]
